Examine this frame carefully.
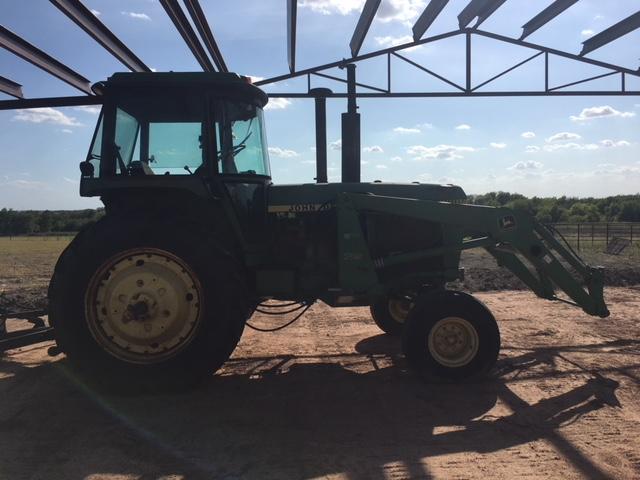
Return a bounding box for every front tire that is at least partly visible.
[370,294,413,336]
[48,215,248,391]
[402,290,500,381]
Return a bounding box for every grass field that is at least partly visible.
[0,237,72,306]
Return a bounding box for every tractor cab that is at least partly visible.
[80,72,271,195]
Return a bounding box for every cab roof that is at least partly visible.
[95,72,268,107]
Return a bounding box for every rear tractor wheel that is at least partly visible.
[48,216,248,391]
[402,290,500,381]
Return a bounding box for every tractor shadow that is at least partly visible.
[0,336,634,480]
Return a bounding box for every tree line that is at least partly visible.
[0,192,639,236]
[468,192,640,224]
[0,208,104,236]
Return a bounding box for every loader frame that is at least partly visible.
[337,193,608,318]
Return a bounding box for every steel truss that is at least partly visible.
[256,28,640,99]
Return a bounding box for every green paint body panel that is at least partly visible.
[260,182,466,304]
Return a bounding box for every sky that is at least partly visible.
[1,0,639,210]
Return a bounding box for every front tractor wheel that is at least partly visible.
[370,294,413,336]
[402,290,500,381]
[49,216,248,391]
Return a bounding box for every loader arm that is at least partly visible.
[340,193,609,318]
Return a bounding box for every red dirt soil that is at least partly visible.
[1,286,640,479]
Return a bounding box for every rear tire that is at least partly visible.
[370,294,413,336]
[402,290,500,381]
[48,215,248,392]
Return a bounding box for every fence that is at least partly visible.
[548,222,640,252]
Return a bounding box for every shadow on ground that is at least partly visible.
[0,334,630,480]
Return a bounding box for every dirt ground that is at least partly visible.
[1,286,640,480]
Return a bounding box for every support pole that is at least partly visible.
[310,88,332,183]
[341,64,361,183]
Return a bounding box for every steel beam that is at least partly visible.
[0,75,23,98]
[159,0,214,71]
[0,25,91,94]
[183,0,228,72]
[49,0,150,72]
[0,95,102,110]
[458,0,508,29]
[520,0,579,40]
[287,0,297,72]
[412,0,449,40]
[581,11,640,56]
[349,0,381,57]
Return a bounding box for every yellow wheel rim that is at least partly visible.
[427,316,479,368]
[85,248,202,364]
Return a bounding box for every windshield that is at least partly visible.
[217,101,270,176]
[87,93,270,178]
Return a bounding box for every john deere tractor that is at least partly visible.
[48,72,608,390]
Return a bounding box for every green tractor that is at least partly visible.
[48,72,608,390]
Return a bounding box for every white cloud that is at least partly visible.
[121,11,151,21]
[407,144,476,161]
[508,160,543,171]
[570,105,635,122]
[390,156,402,162]
[377,0,427,24]
[268,147,299,158]
[546,132,581,143]
[264,98,292,110]
[600,139,631,148]
[455,124,471,130]
[521,131,536,139]
[3,179,45,189]
[543,142,598,152]
[90,9,101,16]
[490,142,506,149]
[249,75,265,83]
[593,164,640,176]
[12,108,82,126]
[363,145,384,153]
[298,0,363,15]
[329,139,342,150]
[61,129,73,134]
[375,35,419,50]
[375,164,388,169]
[417,122,433,129]
[581,29,595,37]
[63,177,78,184]
[393,126,420,134]
[74,105,101,115]
[525,145,540,153]
[299,0,425,24]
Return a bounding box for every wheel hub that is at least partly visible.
[388,297,412,324]
[427,316,479,368]
[85,248,203,364]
